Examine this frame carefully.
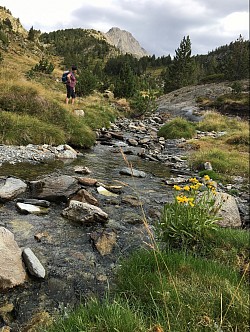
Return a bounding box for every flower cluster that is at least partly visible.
[173,175,217,207]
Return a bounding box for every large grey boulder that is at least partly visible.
[62,200,108,224]
[0,227,26,289]
[0,177,27,201]
[215,192,242,228]
[33,175,80,202]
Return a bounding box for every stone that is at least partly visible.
[119,167,146,178]
[16,198,50,207]
[74,166,91,174]
[62,200,108,224]
[34,175,79,202]
[78,177,97,186]
[90,230,117,256]
[0,227,26,290]
[215,192,242,228]
[0,177,27,202]
[97,186,118,197]
[22,248,46,279]
[70,189,99,206]
[16,202,49,215]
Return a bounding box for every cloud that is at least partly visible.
[1,0,249,56]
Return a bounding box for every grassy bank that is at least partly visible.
[0,67,117,148]
[42,226,249,332]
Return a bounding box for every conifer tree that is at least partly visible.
[164,35,195,92]
[224,35,249,80]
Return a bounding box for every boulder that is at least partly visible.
[62,200,108,224]
[215,192,242,228]
[33,175,80,202]
[0,177,27,201]
[0,227,26,290]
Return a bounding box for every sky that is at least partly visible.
[1,0,249,57]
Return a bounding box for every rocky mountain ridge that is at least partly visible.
[0,7,148,58]
[104,27,149,58]
[0,6,27,37]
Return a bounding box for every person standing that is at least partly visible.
[65,65,77,105]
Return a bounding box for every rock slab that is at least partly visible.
[0,227,26,289]
[22,248,46,278]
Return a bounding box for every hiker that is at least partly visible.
[65,65,77,105]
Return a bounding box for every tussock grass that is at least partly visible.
[196,110,247,132]
[158,117,196,139]
[0,111,66,145]
[189,147,249,177]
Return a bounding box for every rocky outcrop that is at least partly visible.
[105,27,148,58]
[0,227,26,290]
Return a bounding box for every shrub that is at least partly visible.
[158,117,196,139]
[157,176,221,249]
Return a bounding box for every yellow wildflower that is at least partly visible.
[203,175,210,181]
[173,185,181,191]
[183,185,190,191]
[189,177,198,183]
[189,201,195,207]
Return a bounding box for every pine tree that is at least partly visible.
[224,35,249,80]
[164,36,195,92]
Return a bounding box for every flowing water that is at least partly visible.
[0,143,173,331]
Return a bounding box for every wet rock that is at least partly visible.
[97,186,118,197]
[78,177,97,186]
[62,200,108,224]
[33,175,79,202]
[90,230,117,255]
[22,248,46,279]
[16,198,50,207]
[34,231,50,242]
[0,227,26,290]
[122,195,143,207]
[0,177,27,202]
[96,183,123,194]
[74,166,91,174]
[165,176,188,185]
[119,167,146,178]
[127,138,138,146]
[70,189,99,206]
[16,202,49,215]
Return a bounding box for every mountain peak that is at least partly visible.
[105,27,149,58]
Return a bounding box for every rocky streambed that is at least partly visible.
[0,112,249,331]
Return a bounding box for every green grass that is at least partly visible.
[0,111,66,145]
[0,79,117,148]
[189,147,249,178]
[44,298,147,332]
[158,117,196,139]
[43,227,249,332]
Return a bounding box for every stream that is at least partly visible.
[0,141,177,331]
